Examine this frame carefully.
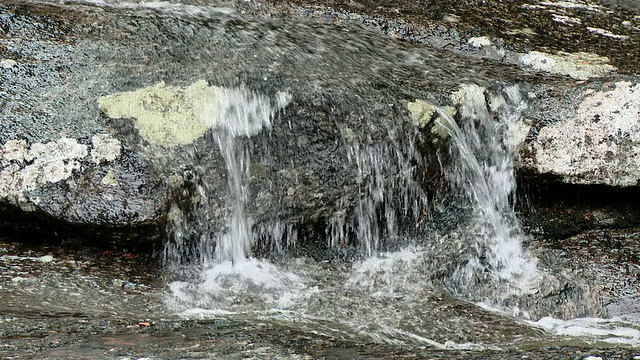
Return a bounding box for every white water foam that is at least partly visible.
[435,84,539,291]
[531,316,640,346]
[346,247,422,296]
[165,86,306,314]
[44,0,236,17]
[168,258,307,313]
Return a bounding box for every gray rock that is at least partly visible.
[2,0,640,251]
[518,80,640,187]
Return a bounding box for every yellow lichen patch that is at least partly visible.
[98,80,220,147]
[506,28,537,36]
[407,99,435,128]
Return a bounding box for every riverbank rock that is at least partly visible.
[523,80,640,187]
[0,0,440,249]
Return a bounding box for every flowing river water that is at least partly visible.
[2,0,640,358]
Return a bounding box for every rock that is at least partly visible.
[2,0,640,252]
[0,1,442,249]
[518,51,616,80]
[38,255,54,263]
[407,99,435,128]
[0,138,89,207]
[0,59,16,69]
[98,81,220,148]
[524,81,640,187]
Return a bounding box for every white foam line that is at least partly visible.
[586,27,629,40]
[539,1,602,11]
[530,316,640,346]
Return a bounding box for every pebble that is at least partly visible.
[0,59,17,68]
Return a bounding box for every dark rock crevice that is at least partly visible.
[517,173,640,242]
[0,202,163,253]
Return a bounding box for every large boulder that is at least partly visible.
[0,1,443,249]
[2,0,640,252]
[520,80,640,187]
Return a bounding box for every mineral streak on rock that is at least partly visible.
[532,81,640,186]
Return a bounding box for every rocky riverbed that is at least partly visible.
[0,240,639,359]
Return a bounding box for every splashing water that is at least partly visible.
[432,84,538,296]
[326,134,428,257]
[165,86,309,312]
[207,87,276,265]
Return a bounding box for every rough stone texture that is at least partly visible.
[518,51,616,80]
[0,138,88,207]
[407,99,436,128]
[258,0,640,76]
[1,0,640,250]
[526,81,640,187]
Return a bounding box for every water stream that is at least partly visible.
[433,84,540,300]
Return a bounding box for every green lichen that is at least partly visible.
[407,99,435,128]
[98,80,220,147]
[519,51,616,80]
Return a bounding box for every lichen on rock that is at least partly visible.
[99,80,285,147]
[0,59,17,69]
[0,138,88,205]
[98,80,220,147]
[407,99,436,128]
[519,51,616,80]
[91,134,122,164]
[0,134,124,208]
[532,81,640,186]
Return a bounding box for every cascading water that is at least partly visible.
[434,84,539,296]
[326,138,428,257]
[162,80,638,347]
[208,87,275,265]
[5,0,640,354]
[165,86,308,313]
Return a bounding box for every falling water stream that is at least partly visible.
[164,79,639,349]
[3,0,640,357]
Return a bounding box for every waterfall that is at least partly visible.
[326,136,428,257]
[208,87,275,265]
[435,84,538,295]
[165,87,308,313]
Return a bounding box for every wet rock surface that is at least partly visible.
[0,241,638,359]
[2,0,640,357]
[257,0,640,76]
